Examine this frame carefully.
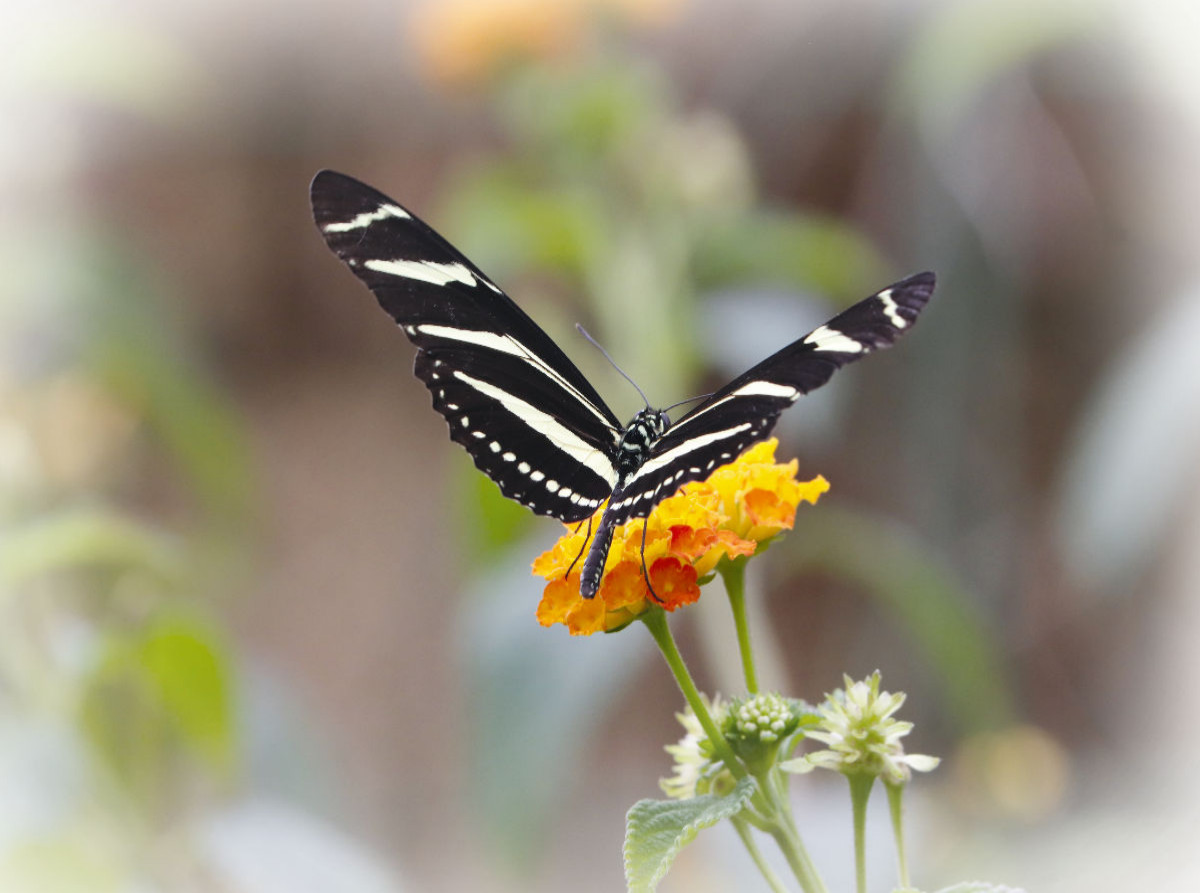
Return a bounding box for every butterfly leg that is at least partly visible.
[638,519,663,604]
[564,515,594,578]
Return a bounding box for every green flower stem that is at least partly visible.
[755,766,826,893]
[770,768,797,822]
[719,557,759,694]
[848,773,875,893]
[640,607,744,779]
[737,804,775,833]
[885,781,910,888]
[732,816,789,893]
[641,608,828,893]
[768,817,827,893]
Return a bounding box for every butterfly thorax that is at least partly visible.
[615,409,670,477]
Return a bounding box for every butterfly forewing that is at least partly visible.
[311,170,621,522]
[605,273,936,525]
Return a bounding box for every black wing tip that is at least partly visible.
[310,168,345,197]
[310,169,404,211]
[309,170,355,223]
[886,271,936,317]
[895,270,936,293]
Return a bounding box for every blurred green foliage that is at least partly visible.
[785,507,1014,733]
[80,610,235,814]
[0,231,250,886]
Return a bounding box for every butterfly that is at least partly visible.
[310,170,935,599]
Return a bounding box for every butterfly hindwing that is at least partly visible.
[311,170,621,522]
[413,351,614,520]
[605,273,936,524]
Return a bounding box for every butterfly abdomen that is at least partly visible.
[581,509,619,599]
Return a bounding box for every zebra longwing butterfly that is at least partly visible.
[310,171,935,598]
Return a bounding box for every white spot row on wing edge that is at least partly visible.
[450,369,618,488]
[473,423,600,509]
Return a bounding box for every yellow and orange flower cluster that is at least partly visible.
[533,439,829,635]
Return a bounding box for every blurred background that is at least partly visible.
[2,0,1198,890]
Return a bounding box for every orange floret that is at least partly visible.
[533,438,828,635]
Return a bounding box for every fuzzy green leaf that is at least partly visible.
[623,777,756,892]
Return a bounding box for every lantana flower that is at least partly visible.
[781,671,940,786]
[532,439,828,635]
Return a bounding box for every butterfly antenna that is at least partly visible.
[662,392,714,414]
[576,323,652,409]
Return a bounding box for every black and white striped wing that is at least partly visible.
[311,170,622,522]
[606,273,936,523]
